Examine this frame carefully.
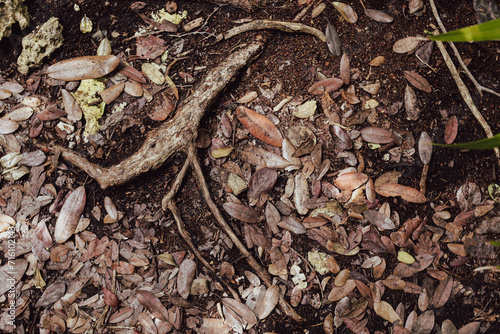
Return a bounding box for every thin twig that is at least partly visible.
[429,0,500,98]
[190,145,305,322]
[432,29,500,164]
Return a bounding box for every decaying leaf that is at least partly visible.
[418,131,433,164]
[335,172,368,191]
[222,298,258,327]
[411,310,435,334]
[248,168,278,198]
[294,172,310,215]
[404,71,432,93]
[237,145,291,169]
[393,37,421,54]
[332,2,358,23]
[54,186,86,243]
[404,84,421,121]
[136,290,170,323]
[223,202,262,223]
[237,106,283,147]
[431,275,453,308]
[374,300,401,324]
[364,9,394,23]
[45,55,120,81]
[376,183,426,203]
[325,19,342,56]
[363,210,396,230]
[255,285,279,320]
[278,216,307,234]
[360,127,395,144]
[444,116,458,144]
[308,78,344,95]
[177,259,197,299]
[340,53,350,85]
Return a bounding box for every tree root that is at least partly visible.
[50,41,264,189]
[216,19,326,43]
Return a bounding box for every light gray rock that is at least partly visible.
[17,17,63,75]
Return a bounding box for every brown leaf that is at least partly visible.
[294,172,310,215]
[265,202,281,234]
[111,261,135,275]
[177,259,197,299]
[35,280,66,308]
[54,186,86,243]
[458,322,481,334]
[360,127,395,144]
[138,313,158,334]
[411,310,434,334]
[248,168,278,198]
[334,172,368,190]
[149,91,176,121]
[340,53,350,85]
[119,65,147,84]
[364,9,394,23]
[325,19,341,56]
[393,37,421,54]
[136,290,170,323]
[415,42,434,67]
[222,298,258,327]
[409,0,424,14]
[332,2,358,23]
[223,202,262,224]
[330,124,352,150]
[375,183,426,203]
[237,145,291,169]
[404,84,421,121]
[136,35,168,59]
[418,131,433,164]
[308,77,343,95]
[431,275,453,308]
[374,300,401,324]
[278,216,306,234]
[255,285,279,320]
[0,119,19,134]
[404,71,432,93]
[38,106,67,121]
[444,115,458,144]
[109,307,134,324]
[102,287,119,309]
[45,55,121,81]
[328,279,356,302]
[363,210,396,230]
[237,106,283,147]
[99,83,125,104]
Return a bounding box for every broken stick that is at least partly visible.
[50,41,264,189]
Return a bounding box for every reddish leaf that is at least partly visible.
[223,202,261,223]
[111,261,135,275]
[334,172,368,190]
[237,106,283,147]
[54,186,86,243]
[119,65,147,84]
[38,106,67,121]
[404,71,432,93]
[444,116,458,144]
[103,287,119,309]
[248,168,278,198]
[360,127,395,144]
[340,53,350,85]
[308,78,343,95]
[278,216,306,234]
[431,275,453,308]
[375,183,426,203]
[136,35,168,59]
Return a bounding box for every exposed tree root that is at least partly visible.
[50,41,264,189]
[216,20,326,43]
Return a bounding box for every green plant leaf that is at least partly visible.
[433,133,500,150]
[429,18,500,42]
[490,240,500,247]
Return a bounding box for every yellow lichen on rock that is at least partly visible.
[72,79,106,136]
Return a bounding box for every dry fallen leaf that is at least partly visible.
[335,172,368,191]
[418,131,433,164]
[0,119,19,135]
[54,186,86,243]
[374,300,401,324]
[237,145,291,169]
[45,55,121,81]
[393,37,421,54]
[177,258,197,299]
[364,9,394,23]
[308,77,344,95]
[223,202,262,224]
[444,115,458,144]
[360,127,395,144]
[248,168,278,198]
[363,210,396,230]
[404,84,421,121]
[222,298,258,327]
[136,290,170,323]
[332,2,358,23]
[404,71,432,93]
[325,19,341,56]
[411,310,434,334]
[431,275,453,308]
[237,106,283,147]
[340,53,350,85]
[255,285,279,320]
[375,183,426,203]
[278,216,307,234]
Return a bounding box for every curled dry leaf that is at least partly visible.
[237,106,283,147]
[340,53,350,85]
[325,19,341,56]
[393,37,421,54]
[248,168,278,198]
[332,2,358,23]
[236,91,258,104]
[255,285,279,320]
[223,202,261,224]
[444,115,458,144]
[404,71,432,93]
[375,183,426,203]
[136,290,170,323]
[334,172,368,190]
[222,298,258,327]
[409,0,424,14]
[45,55,121,81]
[364,9,394,23]
[308,77,344,95]
[54,186,86,243]
[178,259,197,299]
[328,279,356,302]
[418,131,433,164]
[370,56,385,66]
[360,127,395,144]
